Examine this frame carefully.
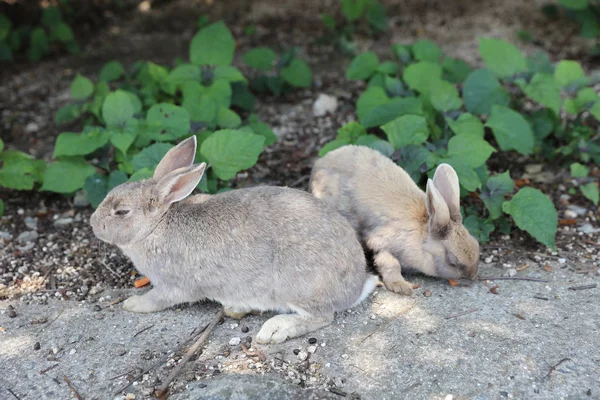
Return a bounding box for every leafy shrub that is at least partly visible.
[544,1,600,54]
[243,47,312,96]
[0,4,78,62]
[1,21,310,208]
[319,0,388,55]
[321,37,600,249]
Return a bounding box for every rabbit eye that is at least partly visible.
[115,209,130,216]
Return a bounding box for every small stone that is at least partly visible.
[579,223,600,234]
[308,337,317,344]
[53,217,74,227]
[93,305,102,312]
[564,210,578,219]
[24,216,38,230]
[73,191,90,208]
[69,349,77,355]
[293,349,300,355]
[507,268,517,277]
[558,258,567,264]
[16,242,35,252]
[125,393,136,400]
[241,326,249,333]
[52,347,59,354]
[17,266,28,275]
[587,389,592,396]
[25,122,39,133]
[341,354,349,359]
[312,94,338,117]
[70,334,82,344]
[34,342,41,350]
[567,204,587,216]
[0,232,12,240]
[8,309,17,318]
[228,337,241,346]
[423,290,432,297]
[17,230,39,244]
[307,345,317,354]
[484,256,493,264]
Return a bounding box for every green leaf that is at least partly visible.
[55,104,81,124]
[590,101,600,121]
[132,143,174,171]
[463,215,495,243]
[41,159,96,193]
[428,80,462,112]
[529,109,557,140]
[447,135,495,168]
[190,21,235,66]
[108,170,128,190]
[0,137,3,152]
[243,47,276,71]
[441,158,481,191]
[442,57,472,83]
[0,15,11,41]
[346,52,380,80]
[102,90,135,127]
[382,115,429,149]
[403,61,442,93]
[412,40,442,62]
[146,103,191,140]
[41,6,62,27]
[527,52,555,74]
[480,171,515,219]
[110,128,137,155]
[337,121,367,142]
[0,152,46,190]
[522,73,561,115]
[376,61,399,76]
[28,28,49,61]
[51,23,74,42]
[384,76,404,96]
[84,174,108,208]
[249,122,277,146]
[216,107,242,128]
[559,0,588,10]
[365,0,387,32]
[478,38,527,78]
[167,64,202,85]
[362,97,423,128]
[281,59,312,88]
[0,199,4,217]
[463,69,510,115]
[355,135,395,157]
[71,74,94,100]
[214,65,247,83]
[446,113,484,138]
[129,168,154,182]
[341,0,369,21]
[395,145,432,182]
[53,131,110,157]
[580,182,599,205]
[502,187,557,249]
[554,60,585,87]
[99,61,125,82]
[391,43,411,63]
[200,129,265,180]
[486,105,534,155]
[570,162,590,177]
[319,139,350,157]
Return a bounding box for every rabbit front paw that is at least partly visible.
[384,278,414,296]
[123,294,165,313]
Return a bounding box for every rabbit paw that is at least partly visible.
[255,316,293,344]
[384,279,414,296]
[123,294,164,313]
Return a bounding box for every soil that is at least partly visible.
[1,0,599,398]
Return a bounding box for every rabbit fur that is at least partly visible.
[310,145,480,296]
[90,137,377,344]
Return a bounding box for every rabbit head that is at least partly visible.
[422,164,480,279]
[90,136,206,247]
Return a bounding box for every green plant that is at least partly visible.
[243,47,313,96]
[20,21,283,207]
[0,4,78,62]
[319,0,388,55]
[544,1,600,54]
[570,162,599,204]
[321,37,600,248]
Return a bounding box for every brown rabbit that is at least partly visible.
[310,145,480,296]
[90,137,377,344]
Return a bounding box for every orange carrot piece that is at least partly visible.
[448,279,459,286]
[134,277,150,288]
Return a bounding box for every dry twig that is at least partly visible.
[39,364,59,375]
[568,283,597,291]
[445,308,478,319]
[155,308,224,397]
[359,301,416,344]
[133,324,155,338]
[63,375,83,400]
[478,276,549,282]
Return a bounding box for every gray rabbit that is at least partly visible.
[310,145,480,296]
[90,137,377,344]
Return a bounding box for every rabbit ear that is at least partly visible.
[155,163,207,206]
[432,163,462,223]
[153,136,197,180]
[426,178,451,239]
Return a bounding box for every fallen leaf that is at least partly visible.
[448,279,459,286]
[559,218,576,225]
[134,277,150,288]
[489,285,500,295]
[514,178,530,187]
[513,313,526,320]
[516,264,529,271]
[543,264,553,272]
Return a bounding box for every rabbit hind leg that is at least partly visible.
[255,307,334,344]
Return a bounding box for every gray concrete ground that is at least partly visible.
[1,261,598,400]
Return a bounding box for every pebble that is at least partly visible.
[293,349,300,355]
[25,122,39,133]
[564,209,578,219]
[8,309,17,318]
[125,393,136,400]
[69,349,77,355]
[228,337,241,346]
[73,191,90,208]
[567,204,587,216]
[17,266,28,274]
[70,334,82,343]
[241,326,249,333]
[423,290,432,297]
[93,305,102,312]
[507,268,517,277]
[54,217,74,227]
[558,258,567,264]
[312,94,338,117]
[484,256,493,263]
[24,216,38,230]
[307,345,317,354]
[33,342,41,350]
[308,337,317,344]
[297,350,308,361]
[579,223,600,234]
[17,230,39,244]
[17,242,35,252]
[341,354,349,359]
[0,232,12,240]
